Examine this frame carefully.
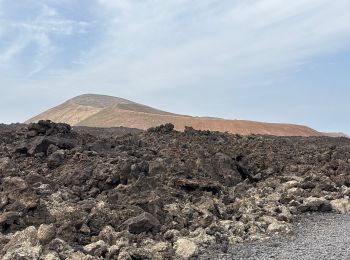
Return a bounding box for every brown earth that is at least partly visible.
[26,94,322,137]
[0,121,350,259]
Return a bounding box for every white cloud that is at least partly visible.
[3,0,350,83]
[0,1,91,75]
[59,0,350,94]
[1,0,350,125]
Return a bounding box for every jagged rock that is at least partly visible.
[47,150,66,169]
[37,224,56,244]
[152,241,171,252]
[47,238,73,257]
[175,238,198,259]
[228,236,244,245]
[267,221,290,234]
[67,251,94,260]
[331,199,350,213]
[3,246,42,260]
[259,216,290,234]
[118,251,132,260]
[43,252,60,260]
[28,120,71,136]
[0,194,8,210]
[28,137,56,155]
[148,123,174,133]
[278,206,293,222]
[300,197,332,212]
[0,212,22,232]
[123,212,160,234]
[2,177,28,191]
[189,228,216,245]
[83,240,108,257]
[148,159,166,176]
[97,226,130,251]
[16,128,76,156]
[163,229,181,241]
[0,157,10,171]
[1,226,41,260]
[79,224,91,235]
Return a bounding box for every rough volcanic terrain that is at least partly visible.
[26,94,322,136]
[1,121,350,259]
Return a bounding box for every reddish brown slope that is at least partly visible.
[27,94,322,137]
[77,106,320,136]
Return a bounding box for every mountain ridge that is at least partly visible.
[27,94,323,137]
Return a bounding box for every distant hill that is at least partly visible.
[323,132,349,138]
[26,94,323,136]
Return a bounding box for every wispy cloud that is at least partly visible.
[62,0,350,94]
[0,1,93,76]
[0,0,350,132]
[2,0,350,83]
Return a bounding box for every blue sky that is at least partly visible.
[0,0,349,134]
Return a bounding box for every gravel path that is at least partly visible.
[199,213,350,260]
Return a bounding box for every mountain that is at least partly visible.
[26,94,323,136]
[323,132,349,138]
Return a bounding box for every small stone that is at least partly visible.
[278,206,293,221]
[123,212,160,234]
[43,252,60,260]
[38,224,56,244]
[47,150,65,169]
[148,159,166,176]
[47,144,59,155]
[283,180,299,189]
[48,238,73,254]
[83,240,108,257]
[79,224,90,235]
[0,195,9,210]
[289,200,301,207]
[106,245,121,259]
[152,242,170,252]
[0,212,22,232]
[228,236,244,245]
[301,181,316,189]
[0,157,10,171]
[331,199,350,214]
[267,221,289,234]
[2,177,28,191]
[189,228,215,244]
[175,238,198,259]
[163,229,180,241]
[118,250,132,260]
[113,237,129,252]
[97,226,119,245]
[68,251,93,260]
[302,197,332,212]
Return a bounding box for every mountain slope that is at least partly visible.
[26,94,322,136]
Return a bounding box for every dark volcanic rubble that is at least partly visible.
[0,121,350,259]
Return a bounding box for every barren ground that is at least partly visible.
[0,121,349,259]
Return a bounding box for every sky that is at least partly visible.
[0,0,349,134]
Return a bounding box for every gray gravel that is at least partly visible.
[199,213,350,260]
